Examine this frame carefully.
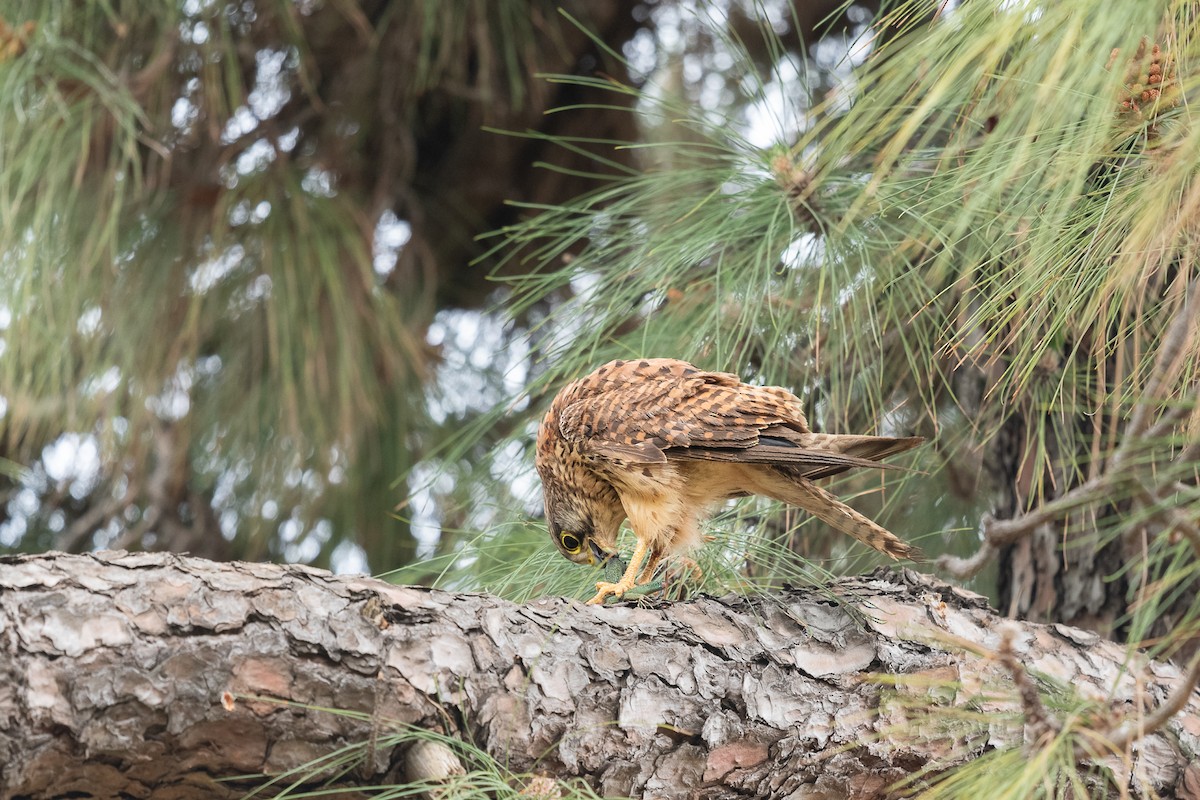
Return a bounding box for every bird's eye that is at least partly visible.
[559,531,582,554]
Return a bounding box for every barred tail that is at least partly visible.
[759,474,920,560]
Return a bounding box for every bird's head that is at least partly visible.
[542,483,622,567]
[536,460,624,568]
[536,399,625,569]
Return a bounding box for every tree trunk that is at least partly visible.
[991,413,1132,634]
[1,552,1197,799]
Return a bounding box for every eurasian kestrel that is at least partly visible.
[535,358,923,604]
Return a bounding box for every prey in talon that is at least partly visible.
[535,358,923,605]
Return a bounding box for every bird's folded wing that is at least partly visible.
[558,366,806,466]
[669,442,903,469]
[668,437,922,479]
[781,434,924,479]
[557,360,921,475]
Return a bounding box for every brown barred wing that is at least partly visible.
[554,358,813,466]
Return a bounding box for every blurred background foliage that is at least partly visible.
[2,0,1199,664]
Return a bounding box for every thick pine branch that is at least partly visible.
[0,552,1198,799]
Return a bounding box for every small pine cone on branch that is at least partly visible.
[770,152,818,229]
[1113,38,1181,130]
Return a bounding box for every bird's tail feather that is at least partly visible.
[759,475,920,561]
[787,433,924,480]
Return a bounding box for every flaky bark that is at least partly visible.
[1,552,1198,799]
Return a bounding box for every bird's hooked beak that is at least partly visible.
[589,538,622,570]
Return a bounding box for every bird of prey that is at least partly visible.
[535,358,923,605]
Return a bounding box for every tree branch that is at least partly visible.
[1,552,1197,799]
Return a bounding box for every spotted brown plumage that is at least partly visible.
[536,358,924,604]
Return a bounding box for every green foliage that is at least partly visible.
[230,700,603,799]
[872,636,1179,797]
[907,746,1101,800]
[0,0,572,566]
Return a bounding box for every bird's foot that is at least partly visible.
[588,539,650,605]
[585,558,630,604]
[622,557,704,603]
[587,578,636,605]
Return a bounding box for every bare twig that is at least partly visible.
[937,533,996,579]
[938,477,1111,579]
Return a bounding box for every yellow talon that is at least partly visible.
[587,580,631,605]
[586,539,650,605]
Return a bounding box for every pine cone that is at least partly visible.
[1115,39,1180,129]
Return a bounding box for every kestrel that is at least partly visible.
[535,358,923,605]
